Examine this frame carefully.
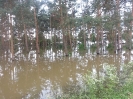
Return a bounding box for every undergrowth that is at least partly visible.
[57,63,133,99]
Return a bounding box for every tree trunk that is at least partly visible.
[24,24,29,52]
[114,30,117,53]
[68,25,72,50]
[96,6,101,54]
[116,0,121,51]
[96,26,100,54]
[21,7,29,52]
[63,33,68,56]
[50,14,53,48]
[83,29,86,49]
[54,29,57,48]
[129,1,133,50]
[10,15,14,60]
[33,7,40,54]
[59,0,68,56]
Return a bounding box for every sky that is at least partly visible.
[39,0,83,17]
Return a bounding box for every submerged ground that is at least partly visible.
[0,49,132,99]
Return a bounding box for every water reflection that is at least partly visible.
[0,49,133,99]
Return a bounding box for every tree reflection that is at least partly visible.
[0,49,133,98]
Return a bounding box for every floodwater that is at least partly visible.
[0,49,133,99]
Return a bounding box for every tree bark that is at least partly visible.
[34,7,40,54]
[68,25,72,50]
[59,0,68,56]
[24,24,29,52]
[129,1,133,50]
[10,15,14,60]
[83,29,86,49]
[96,6,101,54]
[21,8,29,52]
[96,26,100,54]
[116,0,121,50]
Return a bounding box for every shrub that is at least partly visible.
[58,63,133,99]
[78,43,85,51]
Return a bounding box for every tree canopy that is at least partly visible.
[0,0,133,57]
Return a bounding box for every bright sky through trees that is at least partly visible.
[0,0,133,57]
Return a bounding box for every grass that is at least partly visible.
[57,63,133,99]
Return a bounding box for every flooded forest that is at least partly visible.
[0,0,133,99]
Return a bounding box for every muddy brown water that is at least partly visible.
[0,50,132,99]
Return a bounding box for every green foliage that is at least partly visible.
[123,44,133,50]
[39,33,45,49]
[78,30,84,43]
[0,8,7,17]
[57,43,63,49]
[59,63,133,99]
[107,43,114,51]
[0,0,5,8]
[84,64,119,99]
[94,17,102,26]
[78,43,85,51]
[90,44,97,53]
[122,32,130,41]
[124,12,133,28]
[51,35,63,50]
[46,39,52,49]
[85,16,94,25]
[103,16,114,31]
[65,18,77,27]
[122,32,132,49]
[1,0,133,54]
[90,33,96,42]
[52,35,61,44]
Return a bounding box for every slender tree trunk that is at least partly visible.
[83,0,88,50]
[96,26,100,54]
[50,14,53,48]
[82,15,86,50]
[83,29,86,49]
[33,7,40,54]
[87,25,90,48]
[96,6,101,54]
[1,24,4,50]
[24,24,29,52]
[54,29,57,48]
[68,25,72,50]
[67,10,72,50]
[21,8,29,52]
[72,27,76,48]
[10,15,14,60]
[59,0,68,56]
[129,1,133,50]
[8,1,14,60]
[64,0,69,55]
[111,29,115,53]
[64,33,68,56]
[116,0,121,51]
[111,28,116,53]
